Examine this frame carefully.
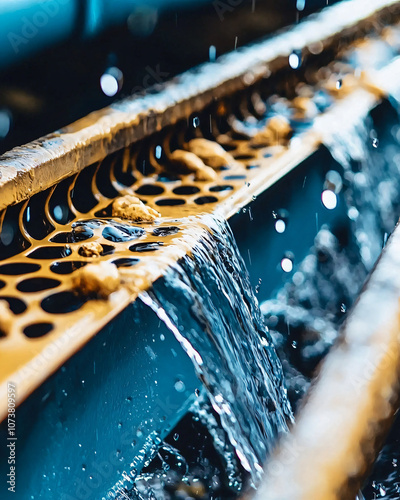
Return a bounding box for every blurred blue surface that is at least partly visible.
[0,0,213,68]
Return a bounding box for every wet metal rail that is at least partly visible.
[1,0,400,498]
[0,0,398,211]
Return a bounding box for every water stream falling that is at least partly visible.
[262,103,400,408]
[101,59,400,497]
[140,214,293,489]
[110,101,400,499]
[111,214,294,498]
[260,102,400,498]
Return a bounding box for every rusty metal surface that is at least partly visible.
[0,70,390,423]
[0,5,399,498]
[0,11,398,419]
[0,0,398,212]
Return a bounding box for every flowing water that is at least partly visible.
[261,114,389,408]
[110,214,293,499]
[109,215,293,498]
[109,102,400,499]
[102,62,400,497]
[141,215,293,485]
[261,103,400,498]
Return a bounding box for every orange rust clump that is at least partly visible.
[79,241,103,257]
[267,115,292,141]
[112,195,160,222]
[186,138,234,169]
[255,115,292,146]
[169,150,217,181]
[73,261,120,298]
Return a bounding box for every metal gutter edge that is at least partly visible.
[0,0,398,211]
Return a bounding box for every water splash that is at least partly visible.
[258,102,400,497]
[116,405,243,500]
[261,105,400,410]
[322,112,400,268]
[261,226,368,408]
[140,215,293,485]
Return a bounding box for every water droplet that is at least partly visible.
[193,116,200,128]
[393,458,398,467]
[321,189,337,210]
[195,388,200,397]
[325,170,342,193]
[336,79,342,89]
[174,380,185,392]
[127,7,158,36]
[372,137,379,148]
[348,206,359,220]
[275,219,286,233]
[209,45,216,62]
[53,205,65,222]
[118,422,123,429]
[0,109,11,138]
[340,303,346,313]
[82,464,86,471]
[260,332,269,347]
[281,257,293,273]
[289,50,302,69]
[155,145,162,159]
[296,0,306,10]
[136,428,143,438]
[292,271,304,286]
[100,67,123,97]
[291,341,297,349]
[215,393,224,404]
[173,433,179,441]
